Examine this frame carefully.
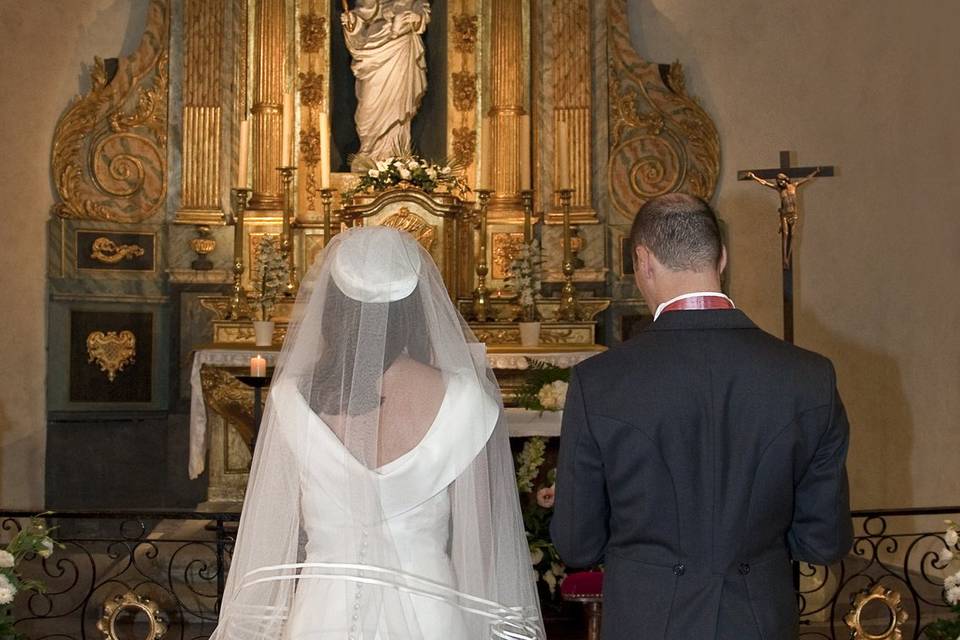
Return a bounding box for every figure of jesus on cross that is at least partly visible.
[744,167,820,269]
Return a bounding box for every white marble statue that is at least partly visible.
[341,0,430,170]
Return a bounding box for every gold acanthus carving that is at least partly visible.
[381,208,438,251]
[87,330,137,382]
[90,237,145,264]
[452,71,478,113]
[452,127,477,166]
[51,0,170,222]
[606,0,720,221]
[200,365,256,452]
[492,231,524,280]
[298,71,325,108]
[299,13,327,54]
[452,13,479,54]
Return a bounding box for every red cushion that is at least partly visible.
[560,570,604,598]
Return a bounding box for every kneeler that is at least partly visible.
[560,570,604,640]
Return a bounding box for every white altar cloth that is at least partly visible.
[189,346,595,479]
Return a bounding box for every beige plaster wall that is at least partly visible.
[0,0,148,507]
[628,0,960,509]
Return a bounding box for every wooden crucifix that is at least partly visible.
[738,151,834,344]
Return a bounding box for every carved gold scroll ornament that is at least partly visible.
[87,331,137,382]
[90,237,145,264]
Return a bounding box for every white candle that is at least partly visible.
[557,120,571,190]
[519,115,531,191]
[319,111,331,189]
[481,118,492,190]
[281,92,294,166]
[250,354,267,377]
[237,119,249,188]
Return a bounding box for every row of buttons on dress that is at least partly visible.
[671,563,751,576]
[348,528,370,640]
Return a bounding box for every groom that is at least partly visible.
[551,193,852,639]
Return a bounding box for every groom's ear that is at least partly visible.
[633,244,651,288]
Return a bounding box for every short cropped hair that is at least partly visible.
[630,193,722,272]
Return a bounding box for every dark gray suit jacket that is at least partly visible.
[551,309,852,640]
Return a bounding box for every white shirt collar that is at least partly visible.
[653,291,735,322]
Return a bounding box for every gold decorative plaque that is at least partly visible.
[90,237,145,264]
[606,0,720,221]
[844,583,908,640]
[51,0,170,223]
[97,591,167,640]
[87,331,137,382]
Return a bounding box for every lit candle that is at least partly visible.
[319,111,331,189]
[519,115,531,191]
[237,119,249,188]
[557,120,571,190]
[281,92,294,166]
[481,118,492,190]
[250,354,267,377]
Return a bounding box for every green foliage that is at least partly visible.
[925,606,960,639]
[0,514,59,640]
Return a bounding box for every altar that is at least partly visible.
[189,340,601,505]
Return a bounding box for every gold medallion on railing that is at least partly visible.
[844,583,908,640]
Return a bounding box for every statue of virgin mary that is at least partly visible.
[341,0,430,170]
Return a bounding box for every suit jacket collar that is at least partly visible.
[645,308,758,332]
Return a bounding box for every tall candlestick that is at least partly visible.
[281,92,294,166]
[558,188,577,321]
[319,111,331,189]
[473,190,493,321]
[519,115,531,191]
[481,118,492,190]
[229,188,251,320]
[237,119,250,188]
[521,190,534,244]
[557,120,571,190]
[278,166,298,296]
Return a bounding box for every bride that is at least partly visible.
[211,227,544,639]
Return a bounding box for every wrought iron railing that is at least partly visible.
[799,506,959,639]
[1,507,956,639]
[0,510,239,640]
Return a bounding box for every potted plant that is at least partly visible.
[0,514,59,640]
[926,520,960,639]
[507,240,542,347]
[251,237,288,347]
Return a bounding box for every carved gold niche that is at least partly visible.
[87,331,137,382]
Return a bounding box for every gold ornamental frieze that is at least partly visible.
[606,0,720,221]
[90,237,146,264]
[51,0,170,223]
[87,330,137,382]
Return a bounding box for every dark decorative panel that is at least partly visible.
[69,311,153,403]
[76,231,156,272]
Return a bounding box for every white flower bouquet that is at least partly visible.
[506,240,542,322]
[927,519,960,639]
[0,514,59,640]
[343,154,469,201]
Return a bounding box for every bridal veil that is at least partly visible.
[211,226,544,639]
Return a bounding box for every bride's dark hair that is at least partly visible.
[310,279,433,416]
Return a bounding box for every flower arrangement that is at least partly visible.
[252,237,289,321]
[516,361,571,413]
[0,515,58,640]
[506,240,542,322]
[926,520,960,639]
[515,437,565,598]
[343,154,469,201]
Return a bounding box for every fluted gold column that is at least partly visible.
[176,0,226,224]
[249,0,286,210]
[231,0,248,191]
[553,0,594,215]
[487,0,524,216]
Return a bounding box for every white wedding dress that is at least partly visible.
[277,371,496,639]
[210,227,543,640]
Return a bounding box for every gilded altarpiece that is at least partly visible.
[44,0,720,508]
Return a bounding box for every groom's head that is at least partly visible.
[630,193,726,308]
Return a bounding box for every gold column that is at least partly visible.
[487,0,524,216]
[552,0,593,216]
[249,0,286,210]
[176,0,225,224]
[231,0,249,190]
